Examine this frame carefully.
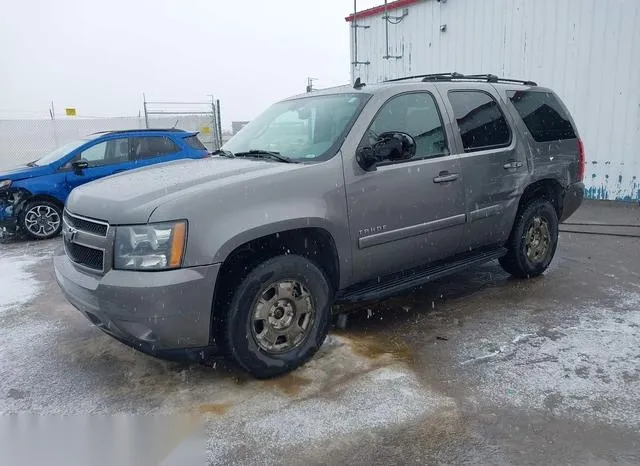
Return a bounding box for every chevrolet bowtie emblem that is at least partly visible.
[64,226,78,242]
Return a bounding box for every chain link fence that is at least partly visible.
[0,115,217,170]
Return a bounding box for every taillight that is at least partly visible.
[577,138,585,181]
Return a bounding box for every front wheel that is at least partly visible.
[19,200,63,240]
[499,198,559,278]
[223,255,333,378]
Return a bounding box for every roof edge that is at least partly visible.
[345,0,422,22]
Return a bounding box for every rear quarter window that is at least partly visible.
[507,91,576,142]
[184,135,207,150]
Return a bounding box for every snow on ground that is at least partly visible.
[0,255,43,313]
[455,287,640,428]
[205,359,454,464]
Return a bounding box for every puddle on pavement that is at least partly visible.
[198,402,233,415]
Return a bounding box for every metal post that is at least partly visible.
[353,0,358,79]
[143,93,149,129]
[384,0,389,58]
[210,96,218,150]
[216,99,222,148]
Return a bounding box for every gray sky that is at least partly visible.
[0,0,379,129]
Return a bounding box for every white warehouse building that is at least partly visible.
[346,0,640,201]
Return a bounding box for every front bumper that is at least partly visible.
[560,181,585,222]
[54,249,221,361]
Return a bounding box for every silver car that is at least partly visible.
[55,73,584,378]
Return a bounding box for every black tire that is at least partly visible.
[223,255,333,378]
[499,198,559,278]
[19,200,63,240]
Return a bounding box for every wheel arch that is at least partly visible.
[517,178,563,218]
[210,227,340,346]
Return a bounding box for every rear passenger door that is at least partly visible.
[132,136,184,169]
[439,86,528,250]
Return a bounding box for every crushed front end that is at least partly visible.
[0,187,27,239]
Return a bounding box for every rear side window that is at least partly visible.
[507,91,576,142]
[184,135,207,150]
[448,91,511,152]
[132,136,180,159]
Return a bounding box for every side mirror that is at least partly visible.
[356,131,416,171]
[72,160,89,173]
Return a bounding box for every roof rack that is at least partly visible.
[384,72,537,86]
[90,128,187,135]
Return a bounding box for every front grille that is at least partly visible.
[63,211,108,237]
[65,240,104,271]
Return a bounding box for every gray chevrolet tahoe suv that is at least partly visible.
[54,73,584,378]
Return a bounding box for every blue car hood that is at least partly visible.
[0,164,54,181]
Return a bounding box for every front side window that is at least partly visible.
[507,90,576,142]
[448,91,511,152]
[364,92,448,160]
[132,136,180,159]
[223,93,370,161]
[35,139,89,166]
[75,138,130,167]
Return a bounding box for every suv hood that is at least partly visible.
[66,157,304,224]
[0,164,54,181]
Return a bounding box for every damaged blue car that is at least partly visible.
[0,129,209,240]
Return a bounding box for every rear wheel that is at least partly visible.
[19,200,63,240]
[222,255,333,378]
[499,198,558,278]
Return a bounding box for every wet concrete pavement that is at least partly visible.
[0,202,639,465]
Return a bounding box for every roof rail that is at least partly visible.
[89,128,187,135]
[384,72,537,86]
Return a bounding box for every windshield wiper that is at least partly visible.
[210,149,235,158]
[26,160,38,167]
[234,150,297,164]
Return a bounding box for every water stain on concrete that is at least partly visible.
[198,402,233,416]
[261,373,312,396]
[336,332,413,364]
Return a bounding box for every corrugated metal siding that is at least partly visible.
[350,0,640,200]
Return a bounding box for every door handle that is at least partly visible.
[503,160,524,169]
[433,171,459,183]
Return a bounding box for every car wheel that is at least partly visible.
[499,198,559,278]
[20,200,63,240]
[223,255,333,378]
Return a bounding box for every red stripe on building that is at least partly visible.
[345,0,422,22]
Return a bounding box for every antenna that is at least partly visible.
[353,77,366,89]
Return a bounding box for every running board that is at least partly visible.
[336,246,507,304]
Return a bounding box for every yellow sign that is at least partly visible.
[200,126,211,134]
[65,108,77,116]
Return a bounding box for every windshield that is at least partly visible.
[33,139,89,166]
[222,93,370,161]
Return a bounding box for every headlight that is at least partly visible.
[0,180,11,191]
[114,221,187,271]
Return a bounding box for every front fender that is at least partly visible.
[12,173,68,205]
[157,200,351,288]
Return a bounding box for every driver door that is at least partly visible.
[64,137,134,192]
[344,91,466,283]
